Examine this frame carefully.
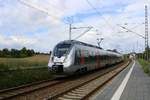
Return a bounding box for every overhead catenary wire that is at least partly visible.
[86,0,126,50]
[18,0,61,21]
[118,25,145,39]
[86,0,143,35]
[86,0,148,53]
[44,0,66,12]
[85,0,116,31]
[73,26,93,40]
[18,0,94,41]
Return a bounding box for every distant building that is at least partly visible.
[129,52,136,59]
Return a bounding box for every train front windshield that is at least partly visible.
[54,43,71,57]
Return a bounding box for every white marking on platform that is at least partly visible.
[111,61,135,100]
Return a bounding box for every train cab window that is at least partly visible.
[54,43,71,57]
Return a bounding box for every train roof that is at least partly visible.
[59,40,102,49]
[58,40,122,56]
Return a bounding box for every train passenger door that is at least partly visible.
[75,48,81,65]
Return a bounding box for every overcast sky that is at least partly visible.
[0,0,150,53]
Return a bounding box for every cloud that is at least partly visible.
[0,36,38,51]
[0,0,149,53]
[0,34,38,46]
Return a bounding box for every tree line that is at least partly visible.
[0,47,35,58]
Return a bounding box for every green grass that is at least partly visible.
[0,55,49,71]
[138,59,149,74]
[0,55,53,90]
[0,68,53,90]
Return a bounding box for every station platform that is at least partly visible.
[91,60,150,100]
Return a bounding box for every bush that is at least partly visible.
[0,47,35,58]
[139,59,149,74]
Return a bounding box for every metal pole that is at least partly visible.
[145,5,149,60]
[97,38,104,48]
[69,24,71,40]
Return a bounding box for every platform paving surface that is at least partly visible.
[91,60,150,100]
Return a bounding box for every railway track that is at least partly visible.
[47,61,130,100]
[0,78,64,100]
[0,61,130,100]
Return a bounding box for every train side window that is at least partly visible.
[104,55,106,61]
[103,55,105,61]
[104,55,106,60]
[84,50,87,63]
[84,50,86,57]
[102,55,104,61]
[86,50,89,57]
[100,55,103,61]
